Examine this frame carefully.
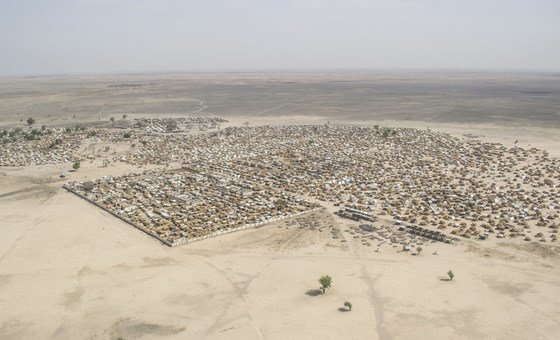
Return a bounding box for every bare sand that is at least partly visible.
[1,73,560,339]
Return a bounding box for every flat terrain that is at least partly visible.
[1,71,560,128]
[1,72,560,339]
[2,71,560,156]
[1,165,559,339]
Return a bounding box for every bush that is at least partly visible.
[27,117,35,125]
[24,133,36,141]
[123,132,131,139]
[344,301,352,311]
[73,161,81,170]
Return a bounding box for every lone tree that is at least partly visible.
[27,117,35,125]
[110,117,115,125]
[318,275,332,294]
[447,270,454,281]
[416,246,423,255]
[344,301,353,311]
[72,160,81,170]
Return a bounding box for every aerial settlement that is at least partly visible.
[1,117,558,247]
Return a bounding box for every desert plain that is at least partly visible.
[1,71,560,339]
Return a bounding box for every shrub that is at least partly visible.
[72,161,81,170]
[27,117,35,125]
[344,301,352,311]
[24,133,36,141]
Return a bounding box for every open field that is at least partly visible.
[1,72,560,339]
[1,71,560,127]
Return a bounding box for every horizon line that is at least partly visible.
[2,67,560,79]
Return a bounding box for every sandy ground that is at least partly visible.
[1,73,560,339]
[1,157,560,340]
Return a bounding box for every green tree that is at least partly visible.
[318,275,332,294]
[72,161,81,170]
[82,180,95,191]
[416,246,423,255]
[447,270,454,281]
[344,301,352,311]
[274,199,288,209]
[27,117,35,125]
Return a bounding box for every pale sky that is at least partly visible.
[1,0,559,76]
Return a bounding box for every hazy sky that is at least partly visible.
[1,0,559,75]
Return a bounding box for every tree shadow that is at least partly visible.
[338,307,350,312]
[439,277,452,281]
[305,289,322,297]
